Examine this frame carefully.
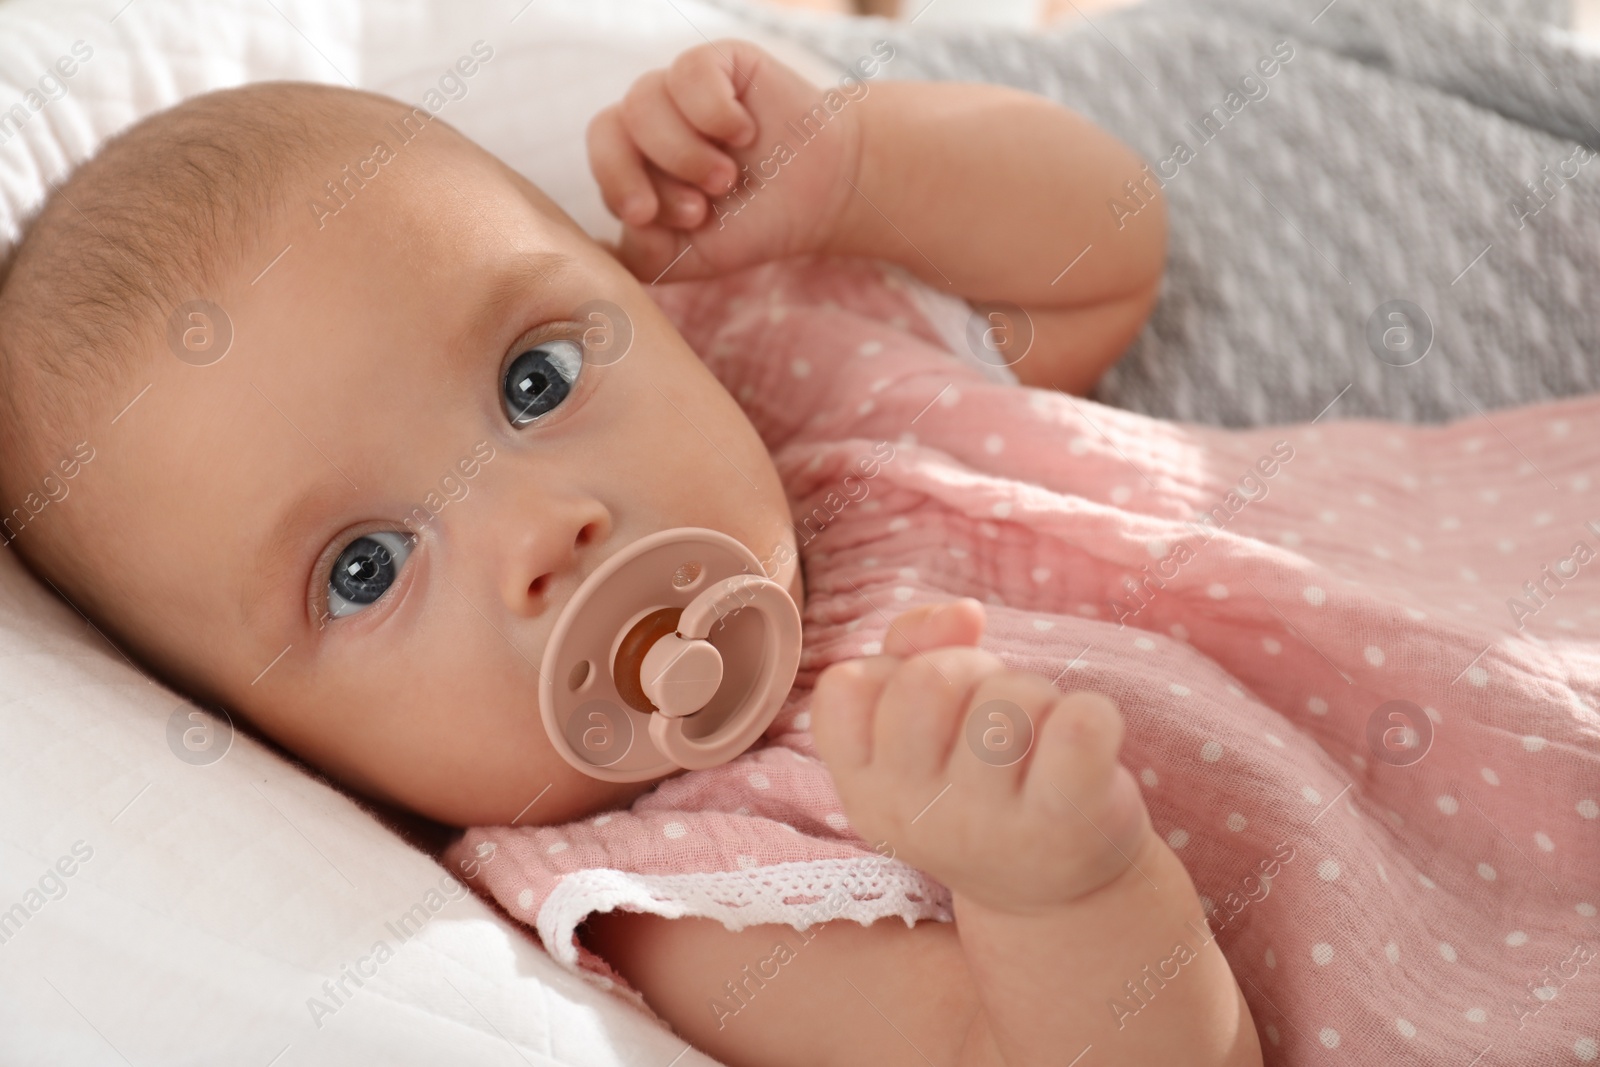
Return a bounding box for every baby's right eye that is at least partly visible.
[325,530,414,619]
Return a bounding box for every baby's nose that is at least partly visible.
[499,503,612,616]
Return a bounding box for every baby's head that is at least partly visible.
[0,83,800,827]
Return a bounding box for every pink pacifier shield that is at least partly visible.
[539,528,802,783]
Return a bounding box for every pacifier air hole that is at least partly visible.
[672,560,704,589]
[567,659,592,692]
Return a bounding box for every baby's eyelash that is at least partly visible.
[509,320,581,355]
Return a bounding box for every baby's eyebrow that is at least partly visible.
[466,250,578,355]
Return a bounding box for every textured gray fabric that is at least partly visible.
[713,0,1600,426]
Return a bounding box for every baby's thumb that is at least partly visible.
[882,598,985,658]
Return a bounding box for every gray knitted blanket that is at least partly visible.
[718,0,1600,427]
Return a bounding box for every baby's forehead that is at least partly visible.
[227,107,564,284]
[0,85,545,588]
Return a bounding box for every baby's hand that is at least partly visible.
[587,39,862,283]
[812,600,1153,914]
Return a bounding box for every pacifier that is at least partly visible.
[539,527,802,782]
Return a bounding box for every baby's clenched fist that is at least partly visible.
[812,600,1153,914]
[587,39,864,283]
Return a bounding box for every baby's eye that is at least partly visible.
[503,338,582,425]
[326,530,414,618]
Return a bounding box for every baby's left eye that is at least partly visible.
[503,338,582,425]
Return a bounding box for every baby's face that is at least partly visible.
[83,121,800,826]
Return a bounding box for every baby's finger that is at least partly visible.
[872,646,1005,782]
[811,656,899,773]
[1025,691,1127,817]
[646,165,709,230]
[666,44,759,147]
[586,105,657,228]
[622,71,740,197]
[1026,692,1147,872]
[948,670,1061,793]
[882,598,985,659]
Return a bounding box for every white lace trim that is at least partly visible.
[536,855,953,971]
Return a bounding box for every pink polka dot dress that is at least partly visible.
[445,256,1600,1064]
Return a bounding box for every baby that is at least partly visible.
[0,38,1259,1067]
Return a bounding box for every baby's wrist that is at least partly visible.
[952,817,1162,922]
[812,86,886,261]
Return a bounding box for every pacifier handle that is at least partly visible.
[648,574,801,771]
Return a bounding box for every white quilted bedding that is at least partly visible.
[0,2,836,1064]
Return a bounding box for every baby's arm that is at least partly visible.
[587,39,1166,394]
[583,902,984,1067]
[827,81,1167,394]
